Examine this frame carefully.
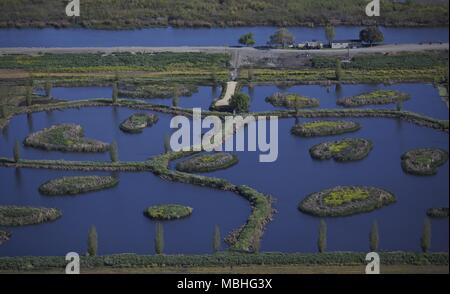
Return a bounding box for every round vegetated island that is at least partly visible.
[39,176,119,196]
[291,120,361,137]
[299,186,396,217]
[24,124,109,152]
[176,152,238,173]
[337,90,410,107]
[426,208,449,218]
[309,138,373,162]
[401,148,448,176]
[0,205,62,226]
[119,112,158,133]
[144,204,193,220]
[266,92,320,109]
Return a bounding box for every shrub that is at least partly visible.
[88,226,98,256]
[144,204,193,220]
[230,93,250,113]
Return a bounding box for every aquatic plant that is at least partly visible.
[176,152,238,173]
[0,205,62,226]
[291,120,361,137]
[401,148,448,176]
[144,204,193,220]
[119,113,158,133]
[39,176,118,196]
[309,138,373,162]
[337,90,410,107]
[266,92,319,109]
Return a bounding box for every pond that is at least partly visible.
[0,83,448,255]
[0,26,448,47]
[242,83,449,120]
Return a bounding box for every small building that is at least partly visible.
[305,41,323,49]
[331,39,362,49]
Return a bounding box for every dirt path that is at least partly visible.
[215,81,237,107]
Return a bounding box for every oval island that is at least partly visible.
[144,204,193,220]
[0,205,62,226]
[291,120,361,137]
[119,113,159,133]
[401,148,448,176]
[299,186,396,217]
[266,92,319,109]
[309,138,373,162]
[337,90,410,107]
[39,176,119,196]
[24,124,109,152]
[176,152,238,173]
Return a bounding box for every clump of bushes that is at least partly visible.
[299,186,396,217]
[119,113,158,133]
[39,176,118,196]
[427,208,449,218]
[176,152,238,173]
[0,205,62,226]
[291,120,361,137]
[24,124,109,152]
[144,204,193,220]
[401,148,448,176]
[337,90,410,107]
[0,231,11,245]
[266,92,319,109]
[309,138,373,162]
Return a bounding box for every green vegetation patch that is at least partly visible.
[119,113,159,133]
[337,90,410,107]
[291,120,361,137]
[299,186,396,217]
[144,204,193,220]
[119,83,198,99]
[24,124,109,152]
[401,148,448,176]
[0,206,62,226]
[427,208,449,218]
[39,176,118,196]
[0,231,11,245]
[266,93,319,109]
[309,138,373,162]
[0,53,230,72]
[176,152,238,173]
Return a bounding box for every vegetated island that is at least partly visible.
[119,83,198,99]
[426,208,449,218]
[291,120,361,137]
[337,90,410,107]
[144,204,193,220]
[24,124,109,152]
[401,148,448,176]
[176,152,238,173]
[119,113,159,133]
[309,138,373,162]
[0,206,62,226]
[0,231,11,245]
[299,186,396,217]
[266,93,319,109]
[39,176,119,196]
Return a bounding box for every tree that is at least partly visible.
[164,134,172,153]
[0,104,5,118]
[25,86,32,106]
[239,32,256,47]
[396,99,403,111]
[247,67,254,82]
[155,222,164,255]
[44,81,52,99]
[212,224,221,253]
[87,225,98,256]
[112,82,118,104]
[335,59,343,81]
[318,219,327,253]
[420,218,431,253]
[325,25,335,46]
[13,140,20,162]
[268,28,294,48]
[359,27,384,46]
[229,93,250,113]
[109,141,118,162]
[369,220,379,252]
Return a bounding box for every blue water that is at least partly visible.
[0,26,448,47]
[0,83,448,255]
[242,83,449,120]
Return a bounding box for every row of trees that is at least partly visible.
[86,218,433,256]
[318,218,432,253]
[238,26,384,48]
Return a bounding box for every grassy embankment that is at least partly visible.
[0,0,448,28]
